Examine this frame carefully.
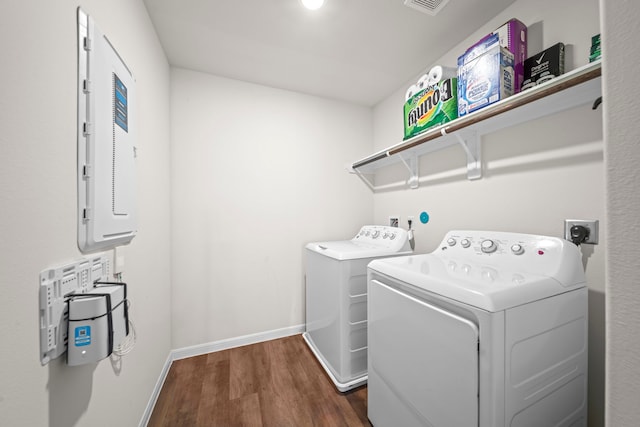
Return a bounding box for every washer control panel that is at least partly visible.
[354,225,408,249]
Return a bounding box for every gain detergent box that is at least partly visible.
[457,33,514,117]
[403,78,457,140]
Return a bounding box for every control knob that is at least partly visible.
[447,238,457,247]
[461,239,471,248]
[511,244,525,255]
[481,239,497,253]
[372,230,380,239]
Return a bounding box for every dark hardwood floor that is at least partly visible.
[148,334,371,427]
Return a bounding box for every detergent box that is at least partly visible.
[493,19,527,93]
[462,19,527,94]
[403,78,458,140]
[457,33,514,117]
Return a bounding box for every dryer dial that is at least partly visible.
[481,239,497,253]
[511,244,525,255]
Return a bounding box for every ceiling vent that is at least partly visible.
[403,0,451,16]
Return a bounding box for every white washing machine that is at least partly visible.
[303,225,413,392]
[367,230,588,427]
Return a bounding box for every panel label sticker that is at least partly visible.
[114,74,128,132]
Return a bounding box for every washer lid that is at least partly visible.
[369,254,581,311]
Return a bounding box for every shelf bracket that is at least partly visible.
[399,152,419,189]
[443,129,482,180]
[351,167,376,191]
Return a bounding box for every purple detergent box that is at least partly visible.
[494,19,527,93]
[462,19,527,94]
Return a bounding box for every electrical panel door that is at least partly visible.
[77,8,137,253]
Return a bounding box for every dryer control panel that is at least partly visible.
[438,230,586,288]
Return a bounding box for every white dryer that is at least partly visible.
[367,230,588,427]
[303,225,412,392]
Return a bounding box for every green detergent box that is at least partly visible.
[403,78,458,140]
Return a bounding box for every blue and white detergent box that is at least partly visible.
[457,33,515,117]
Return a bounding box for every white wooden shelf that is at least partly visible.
[350,60,602,191]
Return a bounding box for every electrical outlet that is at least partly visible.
[564,219,599,244]
[389,216,399,227]
[114,245,126,274]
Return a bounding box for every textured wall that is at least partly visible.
[601,0,640,425]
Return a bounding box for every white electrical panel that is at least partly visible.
[78,8,137,253]
[39,254,110,365]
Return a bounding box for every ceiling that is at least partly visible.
[143,0,515,106]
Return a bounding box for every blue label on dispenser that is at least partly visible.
[420,211,430,224]
[74,326,91,347]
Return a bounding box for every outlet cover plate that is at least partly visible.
[564,219,599,244]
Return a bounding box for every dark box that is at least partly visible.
[521,43,565,90]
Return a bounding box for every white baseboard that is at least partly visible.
[171,324,305,361]
[139,324,305,426]
[139,353,173,427]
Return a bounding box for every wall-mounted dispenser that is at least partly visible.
[67,282,129,366]
[39,254,131,366]
[77,8,137,253]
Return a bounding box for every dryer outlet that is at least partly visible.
[564,219,599,244]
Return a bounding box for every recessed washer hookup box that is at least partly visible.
[521,43,565,90]
[457,33,514,117]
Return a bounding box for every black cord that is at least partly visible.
[592,96,602,110]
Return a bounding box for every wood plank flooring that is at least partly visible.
[148,334,371,427]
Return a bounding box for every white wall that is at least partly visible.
[7,0,638,426]
[0,1,172,426]
[371,0,605,424]
[601,0,640,425]
[170,68,373,348]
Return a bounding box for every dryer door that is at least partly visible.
[368,279,479,427]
